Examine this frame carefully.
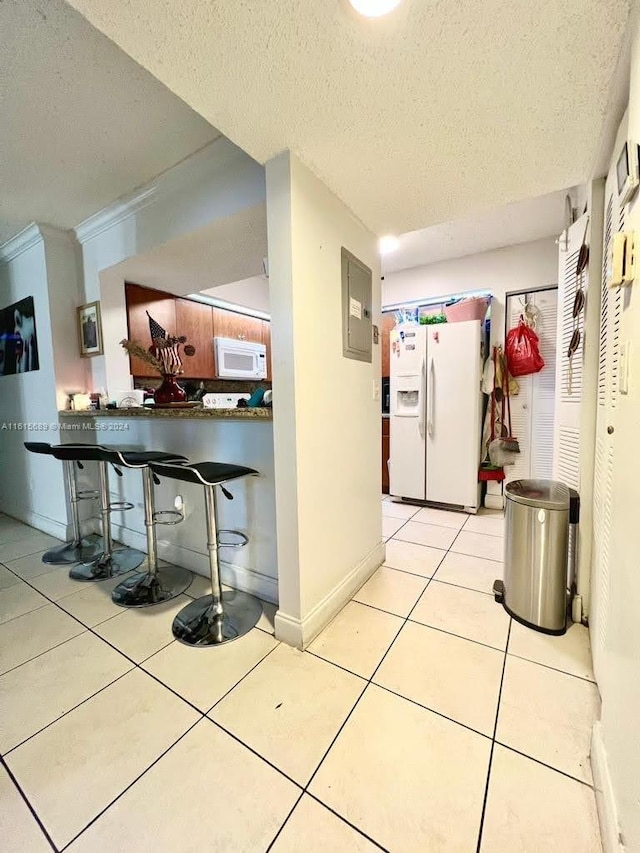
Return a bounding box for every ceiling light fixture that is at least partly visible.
[349,0,402,18]
[379,235,400,254]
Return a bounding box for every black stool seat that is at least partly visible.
[50,444,109,462]
[150,461,258,486]
[106,450,188,468]
[24,442,53,455]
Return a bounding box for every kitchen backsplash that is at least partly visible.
[133,377,272,400]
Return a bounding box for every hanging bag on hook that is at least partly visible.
[506,317,545,377]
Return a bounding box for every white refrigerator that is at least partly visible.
[389,321,483,510]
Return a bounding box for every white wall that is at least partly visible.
[382,237,558,345]
[76,138,266,394]
[267,152,383,647]
[0,225,86,536]
[596,8,640,850]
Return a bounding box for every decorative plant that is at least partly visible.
[120,311,196,376]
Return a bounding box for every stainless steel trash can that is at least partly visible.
[493,479,571,635]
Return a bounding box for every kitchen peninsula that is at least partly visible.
[59,406,278,604]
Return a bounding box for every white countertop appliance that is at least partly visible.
[214,337,267,380]
[202,393,251,409]
[389,321,483,509]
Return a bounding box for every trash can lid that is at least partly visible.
[505,479,570,510]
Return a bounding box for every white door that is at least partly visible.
[505,289,558,483]
[590,175,623,687]
[426,321,482,508]
[389,326,427,500]
[553,213,589,489]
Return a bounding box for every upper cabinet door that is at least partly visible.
[125,283,177,377]
[381,312,396,377]
[175,298,215,379]
[213,308,263,344]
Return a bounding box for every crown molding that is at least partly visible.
[74,186,157,245]
[0,223,44,265]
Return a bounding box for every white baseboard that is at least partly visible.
[1,508,68,541]
[274,540,385,649]
[591,722,625,853]
[109,519,278,604]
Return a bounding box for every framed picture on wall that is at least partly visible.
[77,301,103,357]
[0,296,40,376]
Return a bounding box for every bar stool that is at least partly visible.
[24,442,102,565]
[106,450,193,607]
[149,460,262,646]
[50,445,145,581]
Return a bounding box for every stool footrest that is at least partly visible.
[153,509,185,526]
[108,501,135,512]
[218,530,249,548]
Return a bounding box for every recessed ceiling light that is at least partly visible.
[379,235,400,254]
[349,0,402,18]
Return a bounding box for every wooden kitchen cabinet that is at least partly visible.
[381,312,396,378]
[382,416,390,494]
[175,298,214,379]
[125,283,177,377]
[262,320,272,382]
[212,308,263,344]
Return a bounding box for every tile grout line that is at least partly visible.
[497,741,598,789]
[2,666,135,758]
[1,561,304,848]
[204,640,282,715]
[1,753,58,853]
[306,645,495,744]
[263,790,306,853]
[297,510,499,851]
[59,715,206,852]
[474,618,513,853]
[1,555,319,851]
[279,510,477,851]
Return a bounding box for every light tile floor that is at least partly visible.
[0,505,602,852]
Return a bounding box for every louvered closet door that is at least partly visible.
[553,213,589,489]
[590,174,623,687]
[505,289,558,483]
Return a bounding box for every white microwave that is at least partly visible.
[214,337,267,380]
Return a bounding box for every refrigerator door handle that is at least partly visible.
[427,358,435,437]
[418,357,426,438]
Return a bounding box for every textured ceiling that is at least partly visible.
[0,0,220,245]
[64,0,629,235]
[382,188,575,273]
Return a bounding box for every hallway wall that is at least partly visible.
[596,7,640,850]
[382,237,558,346]
[0,226,86,536]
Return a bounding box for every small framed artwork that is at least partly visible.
[77,301,103,358]
[616,140,640,206]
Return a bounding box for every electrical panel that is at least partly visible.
[341,247,373,363]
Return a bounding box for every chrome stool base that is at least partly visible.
[172,590,262,646]
[70,548,145,581]
[42,537,102,566]
[112,564,193,608]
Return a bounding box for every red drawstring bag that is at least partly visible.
[506,319,545,377]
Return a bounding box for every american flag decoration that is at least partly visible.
[154,339,183,374]
[119,313,196,378]
[146,311,166,343]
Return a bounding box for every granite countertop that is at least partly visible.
[59,406,272,420]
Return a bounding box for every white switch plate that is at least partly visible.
[620,341,630,394]
[373,379,381,401]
